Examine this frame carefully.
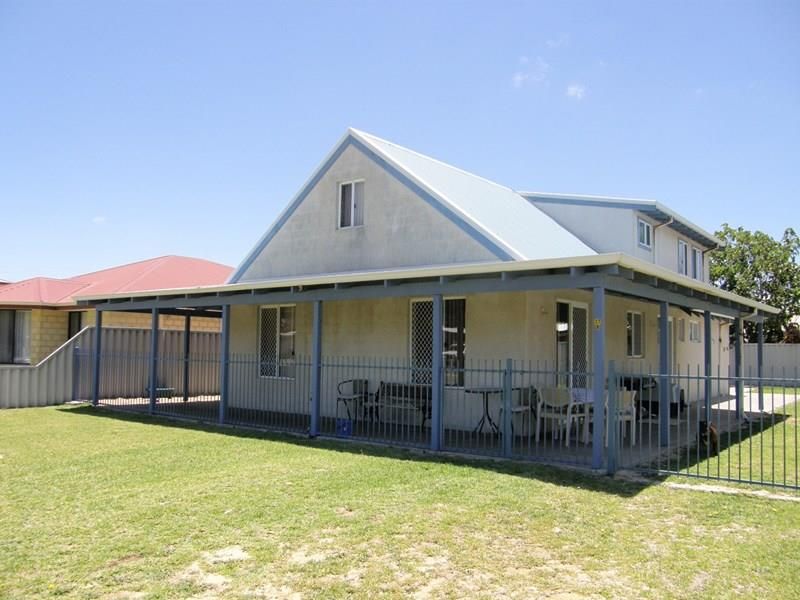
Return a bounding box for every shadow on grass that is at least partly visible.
[58,404,659,498]
[637,409,793,482]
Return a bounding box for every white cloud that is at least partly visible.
[92,216,107,225]
[512,72,529,88]
[566,83,586,100]
[512,56,550,89]
[546,33,570,49]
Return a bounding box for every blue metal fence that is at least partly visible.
[82,350,800,490]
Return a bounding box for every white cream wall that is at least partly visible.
[530,203,636,255]
[237,144,498,282]
[226,292,730,419]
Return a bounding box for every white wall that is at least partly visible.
[237,143,498,282]
[225,290,729,425]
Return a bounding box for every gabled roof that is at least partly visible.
[521,191,723,249]
[0,256,233,307]
[229,128,595,282]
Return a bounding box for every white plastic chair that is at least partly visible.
[606,390,637,446]
[536,387,573,445]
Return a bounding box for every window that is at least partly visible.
[637,218,652,249]
[68,311,83,339]
[338,181,364,228]
[410,298,466,387]
[678,240,688,275]
[689,321,702,343]
[691,246,703,280]
[259,305,296,378]
[677,318,686,343]
[0,309,31,364]
[626,311,644,358]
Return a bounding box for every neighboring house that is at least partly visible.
[79,129,776,445]
[0,256,232,365]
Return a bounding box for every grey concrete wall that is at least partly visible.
[237,144,498,282]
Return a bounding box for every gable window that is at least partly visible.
[689,321,702,343]
[691,246,703,280]
[626,311,644,358]
[410,298,466,387]
[338,181,364,228]
[0,309,31,364]
[637,218,652,249]
[678,240,688,275]
[259,305,296,378]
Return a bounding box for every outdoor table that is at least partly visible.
[464,386,504,434]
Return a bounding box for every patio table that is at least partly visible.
[464,386,503,435]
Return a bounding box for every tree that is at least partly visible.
[710,224,800,343]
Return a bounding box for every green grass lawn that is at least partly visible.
[2,406,799,599]
[678,401,798,489]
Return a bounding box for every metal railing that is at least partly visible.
[84,350,800,490]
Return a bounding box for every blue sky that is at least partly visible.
[1,1,798,281]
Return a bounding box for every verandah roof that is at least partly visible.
[76,252,777,320]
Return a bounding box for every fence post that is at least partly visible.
[430,294,443,452]
[658,301,670,447]
[607,360,618,475]
[219,305,230,425]
[704,310,712,423]
[502,358,513,458]
[72,344,80,402]
[182,315,191,403]
[149,308,158,415]
[91,311,103,407]
[310,300,322,437]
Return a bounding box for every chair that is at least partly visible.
[606,390,637,446]
[499,386,538,438]
[536,388,574,445]
[336,379,369,421]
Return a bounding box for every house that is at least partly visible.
[0,256,232,365]
[77,129,776,469]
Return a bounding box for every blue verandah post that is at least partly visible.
[182,315,191,403]
[734,317,744,420]
[91,310,102,406]
[149,308,158,415]
[592,286,606,470]
[310,300,322,437]
[607,360,618,475]
[659,301,670,447]
[219,305,230,425]
[704,310,712,423]
[502,358,513,458]
[431,294,443,452]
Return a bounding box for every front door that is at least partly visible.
[556,301,589,387]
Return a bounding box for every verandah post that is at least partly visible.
[430,294,443,452]
[502,358,513,458]
[310,300,322,437]
[734,316,744,420]
[91,309,103,406]
[659,301,670,447]
[219,305,230,425]
[149,307,159,415]
[704,310,712,423]
[757,319,764,412]
[592,286,605,470]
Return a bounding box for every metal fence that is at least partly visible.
[85,351,800,490]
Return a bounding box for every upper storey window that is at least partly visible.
[338,181,364,228]
[678,240,689,275]
[637,218,652,249]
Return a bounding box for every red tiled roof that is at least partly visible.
[0,256,233,307]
